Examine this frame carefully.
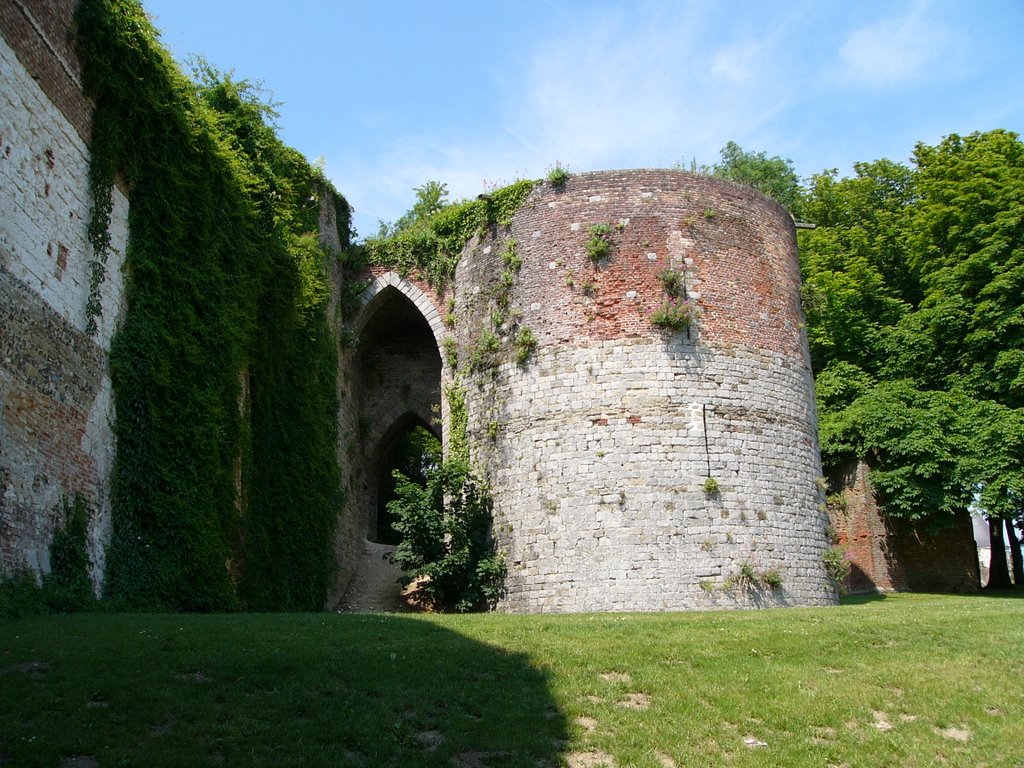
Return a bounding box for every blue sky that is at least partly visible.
[143,0,1024,240]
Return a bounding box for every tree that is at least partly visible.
[802,130,1024,587]
[388,459,504,611]
[899,130,1024,407]
[706,141,804,216]
[377,180,450,238]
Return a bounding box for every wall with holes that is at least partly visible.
[0,4,128,583]
[451,170,835,611]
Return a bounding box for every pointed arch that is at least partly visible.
[355,271,446,356]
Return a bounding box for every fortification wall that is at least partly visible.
[454,170,835,611]
[827,459,979,593]
[0,2,128,582]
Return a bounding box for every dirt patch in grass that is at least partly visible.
[452,750,510,767]
[872,711,893,731]
[10,661,50,678]
[416,729,444,751]
[810,725,836,744]
[935,725,971,742]
[567,750,617,767]
[616,692,650,710]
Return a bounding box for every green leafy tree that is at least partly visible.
[802,130,1024,587]
[388,460,504,612]
[889,130,1024,406]
[377,180,450,237]
[705,141,804,216]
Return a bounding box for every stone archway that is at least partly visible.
[352,277,444,536]
[338,274,445,610]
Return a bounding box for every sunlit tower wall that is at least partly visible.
[452,169,836,612]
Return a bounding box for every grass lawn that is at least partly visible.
[1,592,1021,767]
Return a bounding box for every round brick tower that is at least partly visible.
[452,169,835,611]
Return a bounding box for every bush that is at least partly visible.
[650,297,698,331]
[389,460,504,612]
[0,495,96,617]
[823,545,851,592]
[0,571,45,619]
[41,495,96,612]
[547,163,570,188]
[586,223,612,262]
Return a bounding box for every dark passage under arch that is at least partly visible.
[353,285,443,542]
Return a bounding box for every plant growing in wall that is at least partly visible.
[586,223,613,262]
[722,561,783,592]
[546,162,570,188]
[703,477,720,497]
[469,330,501,374]
[514,326,537,365]
[442,336,459,368]
[650,267,699,332]
[388,460,505,612]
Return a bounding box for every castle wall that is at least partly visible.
[455,170,835,611]
[827,459,979,594]
[0,3,128,583]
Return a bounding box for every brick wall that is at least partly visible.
[827,459,979,593]
[0,3,127,584]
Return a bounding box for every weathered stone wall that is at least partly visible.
[0,2,128,583]
[827,459,979,593]
[328,269,450,605]
[453,170,835,611]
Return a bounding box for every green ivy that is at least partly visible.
[77,0,348,611]
[364,179,536,289]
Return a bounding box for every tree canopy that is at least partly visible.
[705,141,804,217]
[794,131,1024,583]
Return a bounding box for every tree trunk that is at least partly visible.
[1005,518,1023,587]
[986,517,1012,589]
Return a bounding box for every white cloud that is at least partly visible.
[334,1,876,237]
[509,3,802,175]
[711,42,764,85]
[838,8,952,87]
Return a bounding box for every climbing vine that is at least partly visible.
[77,0,349,611]
[364,179,535,289]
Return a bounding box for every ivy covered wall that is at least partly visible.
[76,0,352,610]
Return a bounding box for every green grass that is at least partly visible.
[1,593,1021,767]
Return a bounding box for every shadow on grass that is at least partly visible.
[839,592,889,606]
[973,586,1024,600]
[0,613,567,767]
[841,588,1024,606]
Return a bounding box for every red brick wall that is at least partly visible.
[1,0,91,143]
[493,170,804,356]
[828,459,979,593]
